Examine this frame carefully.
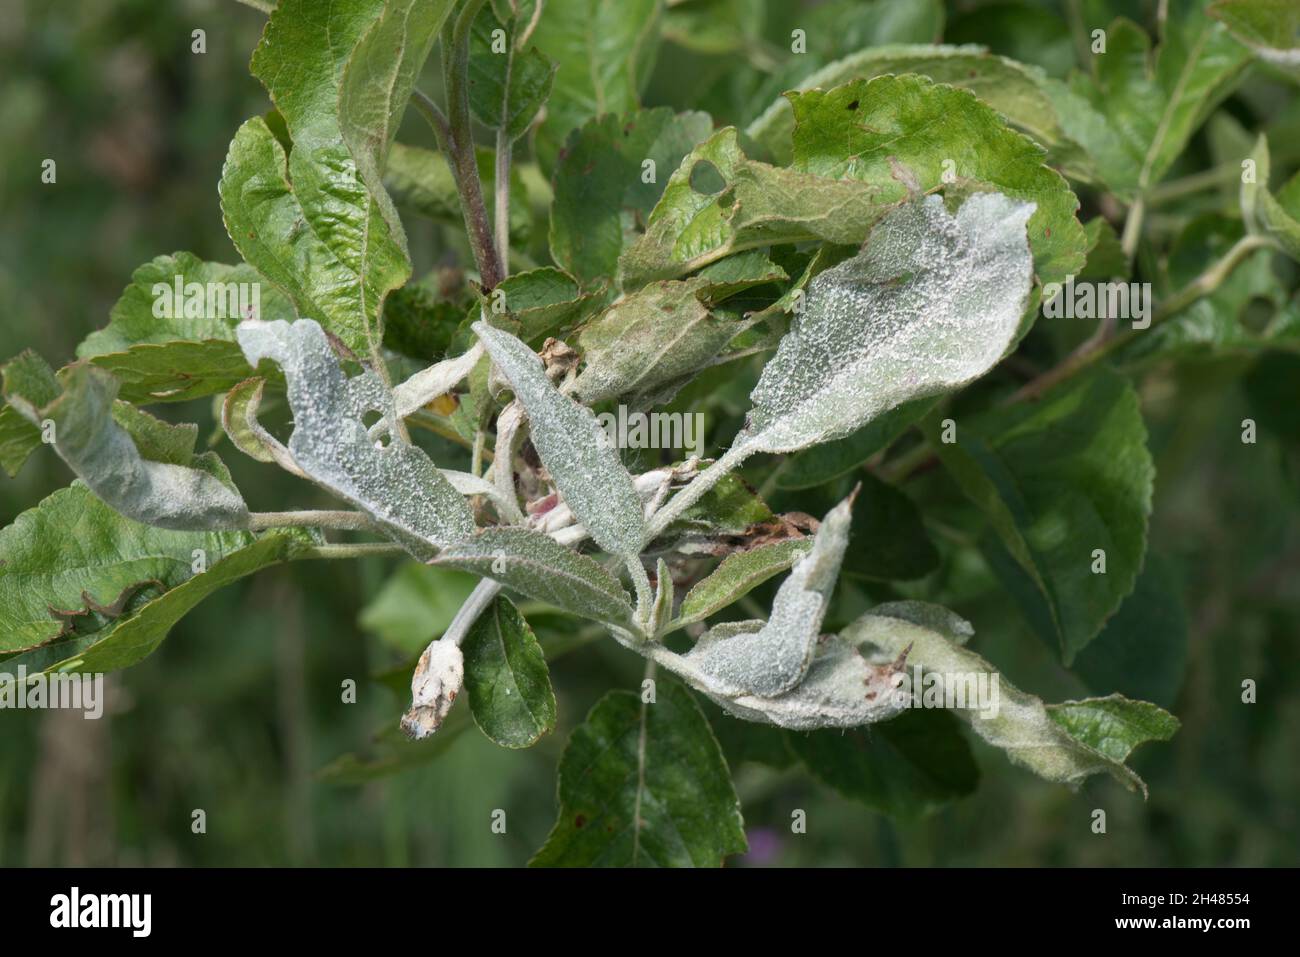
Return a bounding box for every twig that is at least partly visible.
[412,4,504,290]
[1008,234,1273,404]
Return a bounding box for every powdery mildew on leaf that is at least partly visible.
[7,363,249,531]
[705,632,912,730]
[237,318,474,557]
[473,321,646,558]
[682,494,852,697]
[432,527,637,629]
[738,192,1036,455]
[847,605,1179,795]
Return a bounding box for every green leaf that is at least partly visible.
[461,595,557,747]
[682,494,852,697]
[0,350,59,477]
[1244,135,1300,261]
[530,678,746,867]
[5,363,249,531]
[220,377,278,465]
[787,709,979,820]
[241,0,434,353]
[220,116,391,355]
[77,252,293,357]
[677,538,812,625]
[473,322,646,557]
[677,472,774,535]
[931,368,1154,663]
[381,284,464,362]
[87,340,272,405]
[238,319,475,557]
[51,531,309,674]
[787,74,1085,287]
[549,109,714,284]
[573,277,744,404]
[777,397,937,490]
[746,44,1082,167]
[1045,696,1181,765]
[529,0,664,170]
[338,0,453,229]
[431,528,637,628]
[693,249,789,300]
[359,563,480,655]
[476,266,603,342]
[1072,555,1188,709]
[733,193,1035,457]
[1210,0,1300,65]
[1073,13,1249,192]
[662,0,766,54]
[1079,216,1130,280]
[0,484,253,654]
[110,402,198,466]
[1122,214,1284,361]
[72,253,293,403]
[469,4,557,140]
[803,0,945,56]
[618,127,899,285]
[841,472,939,582]
[848,603,1178,795]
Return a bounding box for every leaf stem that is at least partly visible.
[495,129,512,278]
[248,510,378,532]
[443,578,504,647]
[628,558,654,622]
[295,542,405,560]
[1146,162,1244,206]
[1120,196,1145,262]
[643,444,752,544]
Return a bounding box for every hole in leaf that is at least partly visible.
[846,99,859,110]
[689,160,727,196]
[362,409,392,449]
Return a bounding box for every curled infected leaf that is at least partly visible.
[847,605,1179,795]
[221,377,282,467]
[237,318,474,557]
[683,494,853,697]
[6,363,249,531]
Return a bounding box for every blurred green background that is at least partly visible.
[1,0,1297,867]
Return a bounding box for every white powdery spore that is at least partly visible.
[743,192,1036,454]
[236,319,475,557]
